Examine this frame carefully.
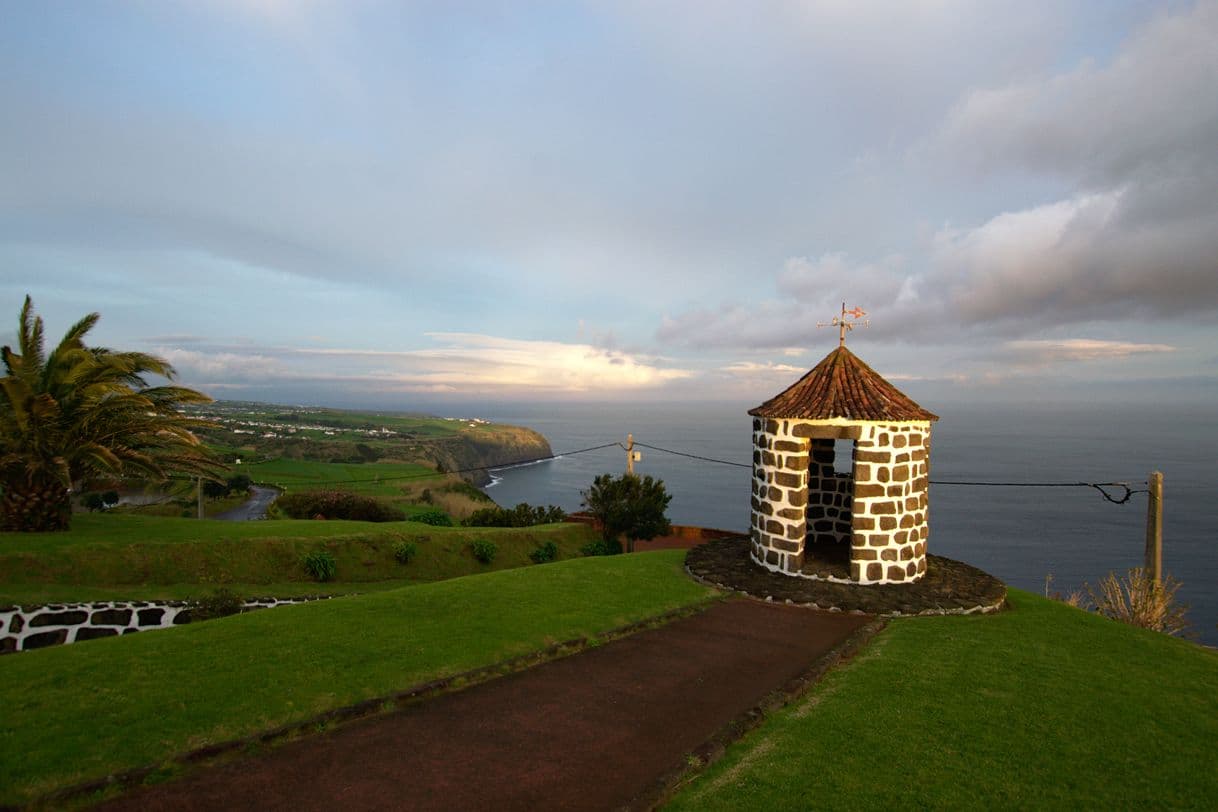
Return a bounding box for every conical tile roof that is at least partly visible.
[748,346,938,421]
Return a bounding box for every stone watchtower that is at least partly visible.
[747,345,938,585]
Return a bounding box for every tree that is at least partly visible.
[202,479,229,500]
[581,473,673,553]
[0,296,222,531]
[226,473,252,494]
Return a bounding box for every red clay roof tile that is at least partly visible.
[748,346,938,421]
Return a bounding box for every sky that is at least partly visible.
[3,0,1217,408]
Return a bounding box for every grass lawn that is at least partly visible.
[0,514,599,603]
[0,550,718,806]
[667,589,1218,810]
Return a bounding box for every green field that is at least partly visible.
[668,589,1218,810]
[0,551,716,806]
[242,459,440,498]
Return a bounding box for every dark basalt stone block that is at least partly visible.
[24,629,70,649]
[76,627,119,641]
[30,610,88,627]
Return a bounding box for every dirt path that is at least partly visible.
[98,600,875,812]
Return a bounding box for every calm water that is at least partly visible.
[467,400,1217,645]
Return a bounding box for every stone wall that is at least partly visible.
[750,418,932,584]
[847,422,931,584]
[750,418,812,574]
[0,596,328,654]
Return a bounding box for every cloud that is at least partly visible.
[153,333,694,395]
[658,2,1218,353]
[929,0,1218,324]
[720,361,804,376]
[657,250,933,351]
[1001,339,1176,365]
[776,253,911,306]
[938,1,1218,186]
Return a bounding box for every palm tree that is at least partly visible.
[1,296,222,531]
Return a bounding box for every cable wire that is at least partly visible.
[630,441,753,468]
[632,439,1145,504]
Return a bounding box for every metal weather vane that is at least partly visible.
[817,302,869,347]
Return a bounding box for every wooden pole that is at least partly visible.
[1144,470,1163,586]
[197,477,204,520]
[626,434,634,476]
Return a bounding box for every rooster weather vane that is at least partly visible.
[817,302,870,347]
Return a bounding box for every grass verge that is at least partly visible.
[0,550,717,806]
[666,588,1218,810]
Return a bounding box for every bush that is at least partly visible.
[1084,568,1190,636]
[529,540,558,564]
[463,503,567,528]
[202,479,229,499]
[191,587,244,621]
[580,538,622,557]
[82,492,106,512]
[303,550,337,582]
[412,508,454,527]
[471,539,498,564]
[393,541,418,564]
[226,473,252,494]
[277,490,406,522]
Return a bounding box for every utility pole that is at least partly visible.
[1144,470,1163,586]
[626,434,634,475]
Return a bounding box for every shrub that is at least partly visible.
[202,479,229,499]
[226,473,252,494]
[581,473,672,553]
[580,538,622,557]
[529,540,558,564]
[303,550,337,582]
[277,490,406,522]
[463,503,567,528]
[393,541,418,564]
[471,539,498,564]
[191,587,244,621]
[1084,568,1190,636]
[412,508,454,527]
[82,492,106,512]
[101,490,120,507]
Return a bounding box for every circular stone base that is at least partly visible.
[686,537,1007,617]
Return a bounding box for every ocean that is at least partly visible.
[467,400,1217,646]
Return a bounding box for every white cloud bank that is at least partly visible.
[154,333,692,396]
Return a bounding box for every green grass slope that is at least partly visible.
[0,550,717,806]
[668,589,1218,810]
[0,514,598,604]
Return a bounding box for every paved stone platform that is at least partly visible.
[687,536,1007,616]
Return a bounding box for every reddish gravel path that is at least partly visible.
[98,600,874,812]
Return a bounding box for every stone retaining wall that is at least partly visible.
[750,418,932,584]
[0,596,329,654]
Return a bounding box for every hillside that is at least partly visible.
[195,401,552,486]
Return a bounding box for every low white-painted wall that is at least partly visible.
[0,596,330,654]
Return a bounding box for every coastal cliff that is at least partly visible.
[427,425,553,486]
